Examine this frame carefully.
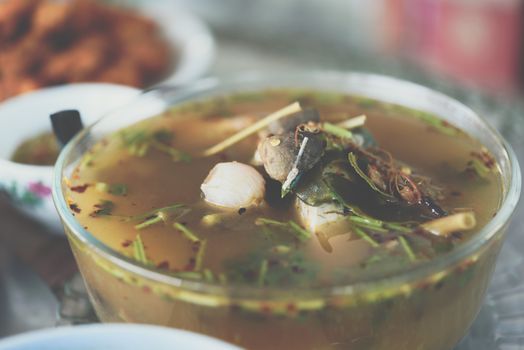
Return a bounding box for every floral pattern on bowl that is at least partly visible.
[5,181,52,207]
[0,83,161,234]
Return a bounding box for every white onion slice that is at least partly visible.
[201,162,265,209]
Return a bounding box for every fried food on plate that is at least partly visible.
[0,0,175,100]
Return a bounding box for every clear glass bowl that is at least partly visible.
[52,72,521,350]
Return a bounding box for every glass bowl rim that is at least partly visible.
[52,70,522,298]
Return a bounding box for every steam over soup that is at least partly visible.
[64,90,502,349]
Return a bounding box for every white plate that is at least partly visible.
[0,83,165,233]
[0,324,242,350]
[133,2,216,86]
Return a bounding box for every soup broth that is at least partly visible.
[65,89,503,349]
[11,131,59,165]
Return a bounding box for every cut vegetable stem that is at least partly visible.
[132,234,150,264]
[134,215,165,230]
[322,122,353,139]
[195,240,207,271]
[203,102,302,156]
[353,226,379,247]
[257,259,269,286]
[174,222,201,243]
[336,115,367,129]
[398,236,416,262]
[420,212,476,237]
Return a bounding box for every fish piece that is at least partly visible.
[295,198,351,236]
[201,162,265,209]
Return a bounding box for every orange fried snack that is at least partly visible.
[0,0,175,101]
[0,0,41,43]
[40,34,112,84]
[94,57,142,87]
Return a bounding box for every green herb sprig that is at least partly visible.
[224,250,318,287]
[95,183,128,196]
[467,158,491,179]
[79,153,94,170]
[352,226,379,248]
[203,269,215,282]
[129,204,189,230]
[348,152,392,198]
[255,218,311,242]
[173,222,200,243]
[132,234,152,265]
[398,235,417,262]
[257,259,269,286]
[119,128,191,162]
[194,240,207,271]
[89,200,114,217]
[322,122,353,139]
[348,215,412,234]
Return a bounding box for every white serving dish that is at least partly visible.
[0,83,166,233]
[142,3,215,86]
[0,324,241,350]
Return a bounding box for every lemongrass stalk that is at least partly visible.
[420,212,476,237]
[202,102,302,156]
[336,114,367,129]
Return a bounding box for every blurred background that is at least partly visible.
[176,0,523,96]
[3,0,523,97]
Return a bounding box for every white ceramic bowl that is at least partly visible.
[0,324,242,350]
[141,3,215,86]
[0,83,166,233]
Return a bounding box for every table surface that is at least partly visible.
[1,7,524,348]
